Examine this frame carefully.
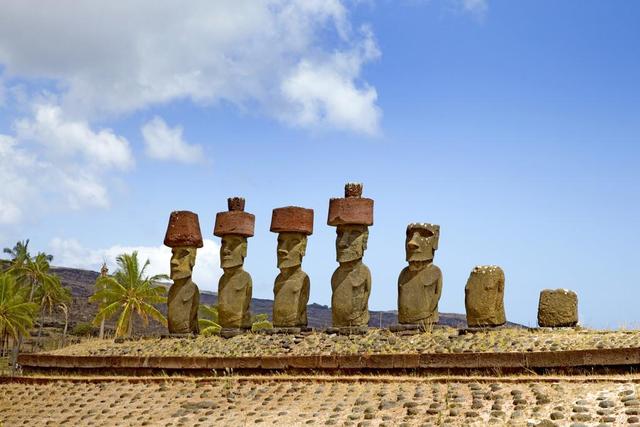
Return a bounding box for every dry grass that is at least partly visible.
[2,375,640,426]
[44,327,640,358]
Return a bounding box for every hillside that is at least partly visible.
[46,266,496,332]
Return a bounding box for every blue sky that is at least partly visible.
[1,0,639,327]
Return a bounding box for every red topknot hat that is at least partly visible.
[327,183,373,226]
[270,206,314,235]
[214,197,255,237]
[164,210,204,248]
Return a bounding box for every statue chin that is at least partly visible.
[171,270,192,281]
[337,250,362,263]
[277,257,302,269]
[407,255,433,263]
[221,259,243,269]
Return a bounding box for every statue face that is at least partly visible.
[277,232,307,269]
[406,228,439,262]
[220,234,247,268]
[170,247,196,280]
[336,224,368,263]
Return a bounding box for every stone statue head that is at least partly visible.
[220,234,247,268]
[406,223,440,263]
[276,232,307,269]
[336,224,368,263]
[170,247,197,280]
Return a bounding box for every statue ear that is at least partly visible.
[362,230,369,251]
[241,240,248,258]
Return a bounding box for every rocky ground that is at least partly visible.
[2,376,640,426]
[47,327,640,358]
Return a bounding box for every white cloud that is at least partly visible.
[281,26,381,135]
[459,0,488,20]
[15,104,133,171]
[50,238,221,292]
[0,0,381,135]
[142,117,204,164]
[0,135,37,225]
[0,104,134,223]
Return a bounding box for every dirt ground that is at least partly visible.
[2,376,640,426]
[46,327,640,358]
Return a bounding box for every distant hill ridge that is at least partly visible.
[6,264,519,331]
[48,265,480,330]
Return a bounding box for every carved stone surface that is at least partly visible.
[271,206,313,327]
[215,198,254,329]
[464,265,506,327]
[398,223,443,325]
[164,210,202,334]
[327,183,374,226]
[164,211,204,248]
[329,183,373,327]
[538,289,578,327]
[214,197,255,237]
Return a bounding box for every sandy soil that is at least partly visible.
[2,376,640,426]
[46,327,640,358]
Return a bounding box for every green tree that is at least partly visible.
[3,241,60,368]
[2,239,33,271]
[198,304,221,336]
[0,272,38,365]
[34,272,71,337]
[89,252,168,337]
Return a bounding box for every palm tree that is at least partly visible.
[0,272,38,367]
[198,304,221,336]
[89,252,168,338]
[3,242,60,367]
[57,303,69,347]
[11,252,58,301]
[3,240,33,271]
[35,273,71,337]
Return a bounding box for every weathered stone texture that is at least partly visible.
[537,289,578,327]
[398,222,443,325]
[215,198,255,328]
[218,268,252,329]
[465,265,506,327]
[214,197,255,237]
[164,211,202,334]
[327,183,374,226]
[270,206,314,235]
[329,183,373,327]
[164,210,203,248]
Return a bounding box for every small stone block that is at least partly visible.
[538,289,578,327]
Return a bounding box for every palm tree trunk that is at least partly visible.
[99,316,105,339]
[10,334,23,372]
[38,306,45,338]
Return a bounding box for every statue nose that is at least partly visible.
[408,241,420,249]
[278,249,288,256]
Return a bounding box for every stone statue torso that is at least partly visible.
[273,269,310,327]
[167,279,200,334]
[218,268,252,328]
[398,263,442,324]
[331,261,371,327]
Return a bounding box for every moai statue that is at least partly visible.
[398,223,443,326]
[214,197,254,329]
[464,265,506,327]
[537,289,578,327]
[164,210,203,334]
[328,183,373,327]
[270,206,314,328]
